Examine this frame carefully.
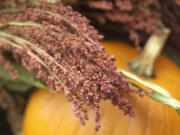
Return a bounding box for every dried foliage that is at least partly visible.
[67,0,180,46]
[0,2,139,130]
[0,88,25,134]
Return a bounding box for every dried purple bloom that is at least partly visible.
[0,2,139,130]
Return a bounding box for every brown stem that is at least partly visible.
[129,27,171,78]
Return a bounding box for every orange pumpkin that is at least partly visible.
[23,41,180,135]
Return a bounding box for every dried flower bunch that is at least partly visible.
[67,0,180,46]
[0,2,139,130]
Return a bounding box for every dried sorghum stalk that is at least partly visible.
[0,2,139,130]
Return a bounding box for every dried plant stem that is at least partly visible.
[129,27,171,78]
[118,69,180,116]
[0,21,42,29]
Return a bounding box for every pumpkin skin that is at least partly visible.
[23,41,180,135]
